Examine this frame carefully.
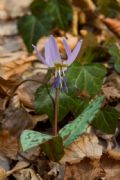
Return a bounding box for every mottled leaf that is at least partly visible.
[59,96,104,147]
[20,130,53,151]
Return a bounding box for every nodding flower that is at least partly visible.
[32,35,83,92]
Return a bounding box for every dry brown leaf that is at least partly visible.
[13,168,43,180]
[0,0,33,19]
[102,17,120,37]
[16,80,42,109]
[60,134,103,164]
[0,77,18,96]
[0,130,18,159]
[107,148,120,160]
[0,167,7,180]
[1,54,35,79]
[102,72,120,100]
[64,154,120,180]
[64,158,105,180]
[0,21,17,36]
[31,114,48,127]
[7,161,29,176]
[1,107,33,137]
[102,84,120,100]
[101,155,120,180]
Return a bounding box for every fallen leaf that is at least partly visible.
[13,168,43,180]
[0,130,18,159]
[16,80,43,109]
[64,154,120,180]
[1,0,33,19]
[102,72,120,100]
[1,107,33,137]
[60,134,103,164]
[0,167,7,180]
[1,55,35,79]
[107,147,120,160]
[7,161,29,176]
[101,155,120,180]
[102,84,120,100]
[64,158,105,180]
[102,17,120,37]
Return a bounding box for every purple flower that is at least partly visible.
[32,35,82,91]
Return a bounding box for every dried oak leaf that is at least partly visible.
[0,77,18,97]
[101,154,120,180]
[7,161,29,176]
[0,130,18,159]
[64,158,105,180]
[64,154,120,180]
[102,84,120,100]
[1,54,35,79]
[13,168,43,180]
[102,17,120,37]
[1,107,33,137]
[16,80,42,109]
[60,134,103,164]
[0,167,7,180]
[102,72,120,100]
[106,146,120,161]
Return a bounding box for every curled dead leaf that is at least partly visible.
[7,161,29,176]
[102,17,120,37]
[0,167,7,180]
[64,158,105,180]
[1,107,33,137]
[60,134,103,164]
[0,130,18,159]
[13,168,43,180]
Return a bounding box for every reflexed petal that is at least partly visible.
[63,38,71,58]
[49,35,61,63]
[64,39,83,65]
[32,44,46,64]
[45,41,54,67]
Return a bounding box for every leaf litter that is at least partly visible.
[0,0,120,179]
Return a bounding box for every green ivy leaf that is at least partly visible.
[30,0,72,30]
[59,96,104,147]
[93,106,120,134]
[35,85,87,124]
[108,44,120,73]
[20,130,53,151]
[66,62,107,96]
[17,15,51,52]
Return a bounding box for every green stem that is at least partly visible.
[54,88,59,136]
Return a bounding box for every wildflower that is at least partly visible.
[32,35,82,92]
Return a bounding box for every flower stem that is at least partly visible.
[54,88,59,136]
